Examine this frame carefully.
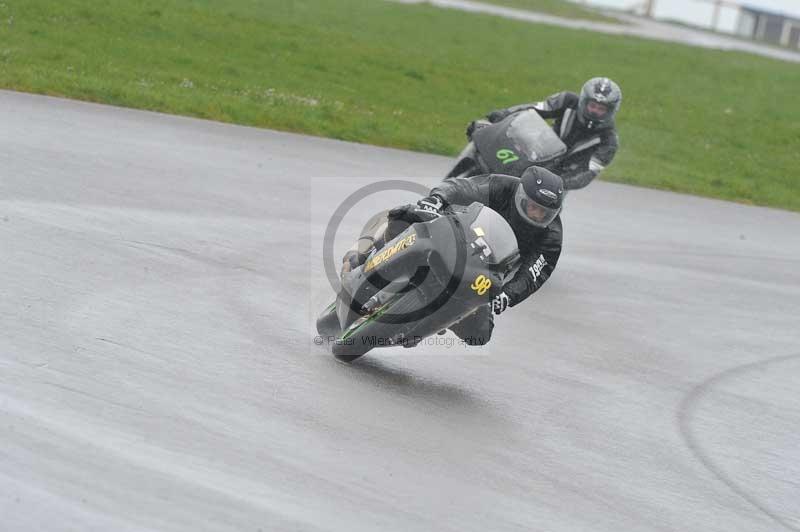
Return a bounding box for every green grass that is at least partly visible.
[1,0,799,211]
[478,0,620,23]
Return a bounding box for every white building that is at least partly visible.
[736,5,800,48]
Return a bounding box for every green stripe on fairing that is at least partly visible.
[340,296,398,341]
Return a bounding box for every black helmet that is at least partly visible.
[578,77,622,129]
[514,166,564,228]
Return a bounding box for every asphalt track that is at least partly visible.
[1,90,799,531]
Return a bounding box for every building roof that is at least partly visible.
[740,4,800,22]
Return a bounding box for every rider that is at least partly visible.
[393,166,564,346]
[472,77,622,190]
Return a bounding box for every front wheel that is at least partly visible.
[331,295,402,363]
[332,345,370,363]
[445,159,478,180]
[331,329,372,362]
[316,301,340,338]
[445,142,479,180]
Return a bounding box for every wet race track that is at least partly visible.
[1,91,799,531]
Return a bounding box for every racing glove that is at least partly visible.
[487,109,510,123]
[417,194,444,215]
[407,194,444,222]
[466,120,478,138]
[387,195,445,224]
[491,292,511,315]
[466,119,492,139]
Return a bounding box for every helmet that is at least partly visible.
[514,166,564,228]
[578,77,622,128]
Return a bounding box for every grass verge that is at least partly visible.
[0,0,798,211]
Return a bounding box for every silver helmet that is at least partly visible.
[578,77,622,129]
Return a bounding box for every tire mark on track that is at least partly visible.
[678,353,800,531]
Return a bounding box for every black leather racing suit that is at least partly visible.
[429,174,563,345]
[492,91,619,190]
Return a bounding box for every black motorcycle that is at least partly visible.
[445,109,567,179]
[316,203,520,362]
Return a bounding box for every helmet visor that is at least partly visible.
[514,184,560,228]
[585,99,609,120]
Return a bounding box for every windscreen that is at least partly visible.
[468,206,520,281]
[506,110,567,163]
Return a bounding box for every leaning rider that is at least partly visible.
[345,166,564,346]
[472,77,622,190]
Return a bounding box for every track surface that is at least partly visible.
[1,90,799,531]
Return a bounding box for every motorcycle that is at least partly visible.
[316,202,521,362]
[445,109,568,179]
